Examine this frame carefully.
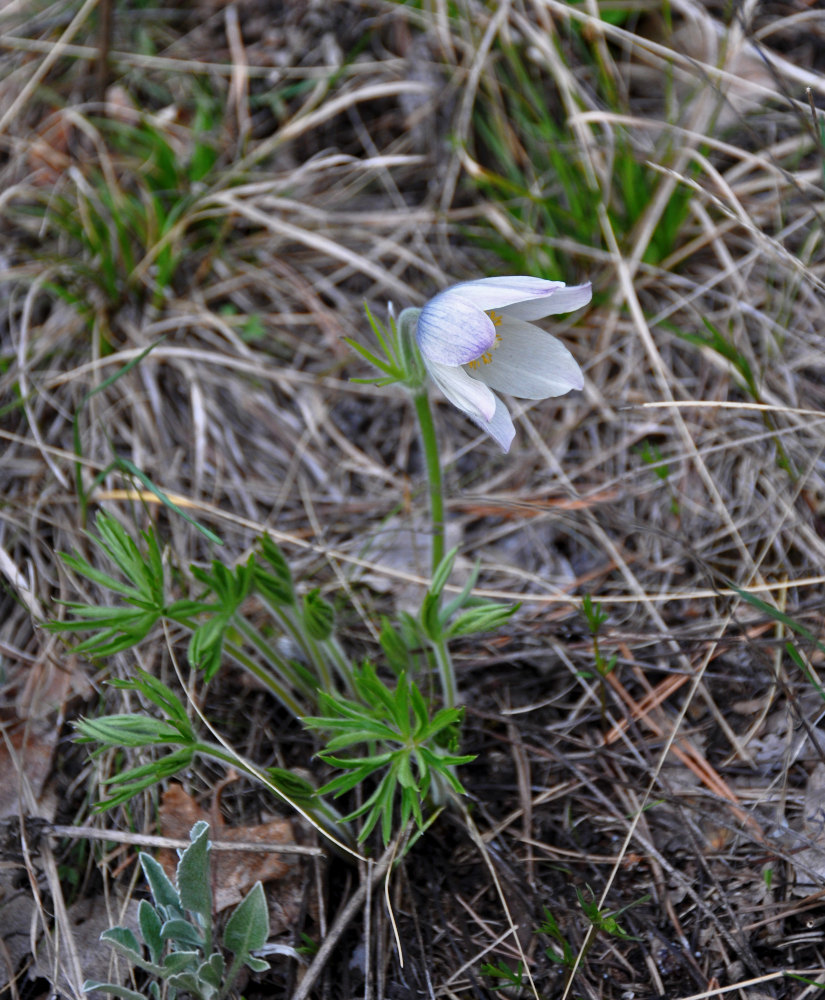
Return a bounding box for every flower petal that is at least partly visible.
[424,357,498,422]
[500,282,592,321]
[474,395,516,452]
[440,276,567,314]
[416,293,496,366]
[469,316,584,399]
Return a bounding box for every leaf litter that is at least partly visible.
[158,782,304,923]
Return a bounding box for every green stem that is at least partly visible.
[283,605,333,693]
[195,741,353,847]
[323,634,357,697]
[219,951,246,1000]
[432,638,456,710]
[257,597,337,696]
[413,389,445,576]
[222,635,307,717]
[412,389,458,708]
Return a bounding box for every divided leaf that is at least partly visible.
[255,536,294,604]
[302,589,334,640]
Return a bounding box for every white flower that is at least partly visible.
[414,276,591,452]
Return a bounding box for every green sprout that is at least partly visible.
[85,821,273,1000]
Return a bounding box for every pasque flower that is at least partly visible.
[411,276,591,452]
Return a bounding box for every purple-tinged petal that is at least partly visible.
[436,276,567,314]
[416,292,495,365]
[423,357,497,422]
[499,282,592,322]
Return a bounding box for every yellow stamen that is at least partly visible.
[467,317,504,369]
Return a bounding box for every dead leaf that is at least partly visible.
[0,650,90,822]
[0,718,59,821]
[158,783,297,912]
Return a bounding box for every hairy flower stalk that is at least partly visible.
[402,276,591,452]
[353,278,590,712]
